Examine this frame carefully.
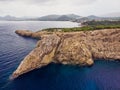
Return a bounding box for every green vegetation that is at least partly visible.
[82,20,120,26]
[42,20,120,32]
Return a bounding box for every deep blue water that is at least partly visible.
[0,21,120,90]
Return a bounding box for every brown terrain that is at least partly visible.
[11,29,120,79]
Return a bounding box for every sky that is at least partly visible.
[0,0,120,17]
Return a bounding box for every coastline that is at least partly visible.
[11,28,120,79]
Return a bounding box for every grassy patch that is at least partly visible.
[41,21,120,32]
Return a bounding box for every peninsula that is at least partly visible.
[11,28,120,79]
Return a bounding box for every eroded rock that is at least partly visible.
[11,29,120,79]
[11,34,60,79]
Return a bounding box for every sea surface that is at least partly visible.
[0,21,120,90]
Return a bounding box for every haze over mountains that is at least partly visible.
[35,14,81,21]
[0,14,81,21]
[0,12,120,22]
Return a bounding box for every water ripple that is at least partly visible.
[0,21,120,90]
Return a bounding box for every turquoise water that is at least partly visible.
[0,21,120,90]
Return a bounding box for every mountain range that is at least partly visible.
[35,14,81,21]
[0,14,81,21]
[0,13,120,22]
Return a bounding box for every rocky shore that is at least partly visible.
[11,29,120,79]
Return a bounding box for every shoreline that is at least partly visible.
[11,28,120,79]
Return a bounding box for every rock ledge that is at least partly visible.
[11,29,120,79]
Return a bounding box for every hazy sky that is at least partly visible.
[0,0,119,17]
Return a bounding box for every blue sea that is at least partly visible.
[0,21,120,90]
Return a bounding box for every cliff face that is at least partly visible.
[11,34,60,79]
[11,29,120,79]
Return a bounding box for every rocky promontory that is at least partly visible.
[11,29,120,79]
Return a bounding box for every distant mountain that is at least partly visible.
[87,15,101,19]
[37,14,81,21]
[74,15,101,22]
[37,15,60,21]
[74,15,120,22]
[0,15,31,21]
[66,14,80,19]
[0,15,17,21]
[56,15,72,21]
[0,14,120,21]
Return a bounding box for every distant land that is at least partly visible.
[0,14,81,21]
[36,14,81,21]
[0,13,120,22]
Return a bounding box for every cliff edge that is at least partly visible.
[11,29,120,79]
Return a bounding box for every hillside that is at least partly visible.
[37,14,81,21]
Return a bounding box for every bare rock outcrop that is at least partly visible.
[11,34,60,79]
[15,30,56,39]
[11,29,120,79]
[15,30,33,37]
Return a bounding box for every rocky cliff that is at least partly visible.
[11,29,120,79]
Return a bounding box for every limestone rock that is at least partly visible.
[15,30,33,37]
[11,34,60,79]
[11,29,120,79]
